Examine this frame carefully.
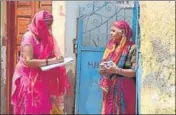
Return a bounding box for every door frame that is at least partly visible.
[75,1,141,114]
[6,1,15,114]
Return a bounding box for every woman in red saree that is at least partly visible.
[11,10,70,114]
[99,21,136,114]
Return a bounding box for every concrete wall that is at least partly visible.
[0,1,7,114]
[140,1,175,114]
[52,1,66,56]
[52,1,76,114]
[65,1,78,59]
[64,2,93,113]
[65,1,93,57]
[64,1,82,113]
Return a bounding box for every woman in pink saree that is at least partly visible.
[11,10,70,114]
[99,21,136,114]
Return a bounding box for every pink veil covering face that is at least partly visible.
[28,10,71,96]
[11,10,71,111]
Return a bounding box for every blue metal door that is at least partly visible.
[75,1,140,114]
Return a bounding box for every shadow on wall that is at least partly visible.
[64,68,76,114]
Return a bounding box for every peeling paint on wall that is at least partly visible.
[140,1,175,114]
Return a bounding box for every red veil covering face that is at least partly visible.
[28,10,71,97]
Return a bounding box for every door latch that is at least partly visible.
[73,38,77,54]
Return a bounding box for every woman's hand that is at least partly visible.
[98,62,107,75]
[99,61,136,78]
[23,56,30,66]
[56,56,64,62]
[58,56,64,62]
[52,56,64,64]
[104,62,118,74]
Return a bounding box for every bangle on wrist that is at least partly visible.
[46,59,48,65]
[117,68,122,75]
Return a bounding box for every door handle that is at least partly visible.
[73,38,77,54]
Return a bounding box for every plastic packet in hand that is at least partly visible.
[104,60,114,69]
[99,62,106,70]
